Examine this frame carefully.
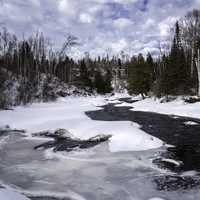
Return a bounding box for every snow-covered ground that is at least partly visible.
[0,95,163,152]
[1,93,200,153]
[116,96,200,119]
[1,94,200,200]
[0,188,30,200]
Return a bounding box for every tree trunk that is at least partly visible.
[196,49,200,96]
[191,47,194,77]
[141,93,145,99]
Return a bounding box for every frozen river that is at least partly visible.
[1,130,198,200]
[1,96,200,200]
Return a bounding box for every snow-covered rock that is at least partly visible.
[161,158,182,167]
[184,121,199,125]
[34,132,112,152]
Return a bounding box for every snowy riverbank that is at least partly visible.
[116,96,200,119]
[1,95,200,200]
[0,95,163,152]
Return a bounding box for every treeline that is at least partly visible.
[0,29,115,108]
[127,9,200,99]
[0,29,79,106]
[1,9,200,108]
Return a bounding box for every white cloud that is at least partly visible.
[114,0,139,4]
[159,23,170,37]
[111,39,128,53]
[114,18,133,30]
[58,0,75,16]
[28,0,41,7]
[79,13,93,23]
[58,0,69,12]
[144,19,155,28]
[0,0,198,59]
[158,17,178,37]
[90,0,139,4]
[195,0,200,5]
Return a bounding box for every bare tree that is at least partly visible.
[180,9,200,95]
[54,34,78,81]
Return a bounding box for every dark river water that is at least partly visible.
[86,98,200,173]
[1,98,200,200]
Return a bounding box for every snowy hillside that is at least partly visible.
[0,68,93,109]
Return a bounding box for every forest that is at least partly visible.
[0,9,200,108]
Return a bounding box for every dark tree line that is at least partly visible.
[1,8,200,108]
[127,9,200,99]
[0,29,114,108]
[127,53,154,98]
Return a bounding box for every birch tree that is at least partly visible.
[180,9,200,95]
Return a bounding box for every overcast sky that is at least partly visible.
[0,0,200,59]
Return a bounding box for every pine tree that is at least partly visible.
[128,54,153,98]
[146,52,155,86]
[79,60,93,90]
[104,70,113,93]
[160,22,189,96]
[94,71,104,94]
[94,70,113,94]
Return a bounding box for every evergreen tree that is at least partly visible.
[160,22,189,96]
[94,70,113,94]
[128,54,153,98]
[94,71,104,94]
[146,52,155,86]
[79,60,93,90]
[104,70,113,93]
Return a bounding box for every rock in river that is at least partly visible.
[33,129,112,152]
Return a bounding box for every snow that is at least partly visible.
[0,184,85,200]
[108,91,131,100]
[161,158,182,166]
[116,97,200,119]
[181,170,198,177]
[184,121,199,125]
[107,99,122,104]
[148,198,165,200]
[107,122,162,152]
[0,188,30,200]
[21,189,87,200]
[0,135,10,150]
[1,94,200,200]
[115,102,132,107]
[0,96,163,152]
[2,94,200,153]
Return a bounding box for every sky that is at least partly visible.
[0,0,200,59]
